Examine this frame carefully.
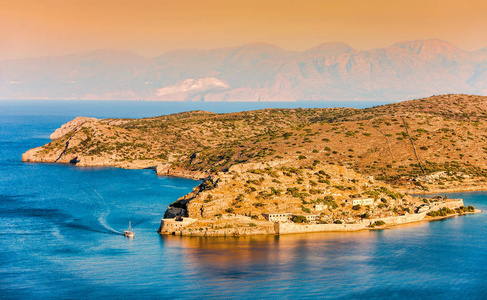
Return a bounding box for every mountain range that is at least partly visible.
[1,39,486,101]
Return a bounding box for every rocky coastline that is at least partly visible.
[22,95,487,237]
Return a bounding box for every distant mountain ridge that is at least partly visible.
[1,39,486,101]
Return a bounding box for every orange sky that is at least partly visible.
[1,0,486,60]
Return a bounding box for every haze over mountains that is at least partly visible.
[1,39,486,101]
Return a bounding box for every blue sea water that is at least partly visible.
[1,100,487,299]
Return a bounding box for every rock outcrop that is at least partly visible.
[22,146,50,162]
[50,117,98,140]
[156,163,209,180]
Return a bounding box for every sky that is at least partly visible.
[1,0,486,61]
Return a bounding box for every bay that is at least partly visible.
[1,101,486,299]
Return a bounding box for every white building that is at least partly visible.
[352,199,362,205]
[263,213,291,222]
[314,204,327,211]
[350,198,374,206]
[362,198,374,205]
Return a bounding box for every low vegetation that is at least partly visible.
[26,94,484,234]
[28,94,487,195]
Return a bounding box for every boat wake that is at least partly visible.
[92,188,123,235]
[98,211,123,235]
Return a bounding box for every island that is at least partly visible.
[22,94,485,236]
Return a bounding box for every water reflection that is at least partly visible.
[153,213,486,299]
[161,230,382,282]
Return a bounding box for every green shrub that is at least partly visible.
[204,194,213,203]
[292,215,308,223]
[369,220,386,227]
[427,207,454,217]
[319,197,338,209]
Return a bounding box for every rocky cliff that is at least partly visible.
[49,117,98,140]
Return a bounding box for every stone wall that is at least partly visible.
[178,225,276,237]
[159,199,467,237]
[429,199,464,211]
[277,222,366,234]
[366,212,426,226]
[277,199,465,235]
[157,218,198,234]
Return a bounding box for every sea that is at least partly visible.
[1,100,487,299]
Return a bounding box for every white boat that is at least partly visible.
[124,221,135,238]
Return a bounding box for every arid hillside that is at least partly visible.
[23,94,487,193]
[3,40,487,101]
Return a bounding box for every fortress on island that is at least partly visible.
[22,94,484,237]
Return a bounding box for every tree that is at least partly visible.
[292,215,308,223]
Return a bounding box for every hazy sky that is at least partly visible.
[1,0,486,61]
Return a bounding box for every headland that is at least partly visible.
[22,94,486,236]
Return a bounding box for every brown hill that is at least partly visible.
[22,94,487,194]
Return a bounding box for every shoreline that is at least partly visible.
[21,157,207,181]
[158,203,482,237]
[21,159,487,195]
[22,160,485,237]
[369,209,482,230]
[158,211,483,237]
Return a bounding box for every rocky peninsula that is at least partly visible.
[22,94,486,236]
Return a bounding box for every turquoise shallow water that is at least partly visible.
[1,101,487,299]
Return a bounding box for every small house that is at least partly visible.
[314,204,327,211]
[362,198,374,206]
[263,213,292,222]
[350,198,374,206]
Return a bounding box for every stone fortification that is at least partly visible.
[158,217,198,234]
[276,199,464,235]
[158,199,467,236]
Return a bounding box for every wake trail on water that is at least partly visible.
[91,188,123,235]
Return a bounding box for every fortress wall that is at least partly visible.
[160,200,467,236]
[178,225,276,237]
[277,200,465,235]
[158,218,198,234]
[277,222,366,234]
[430,199,464,211]
[367,212,426,226]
